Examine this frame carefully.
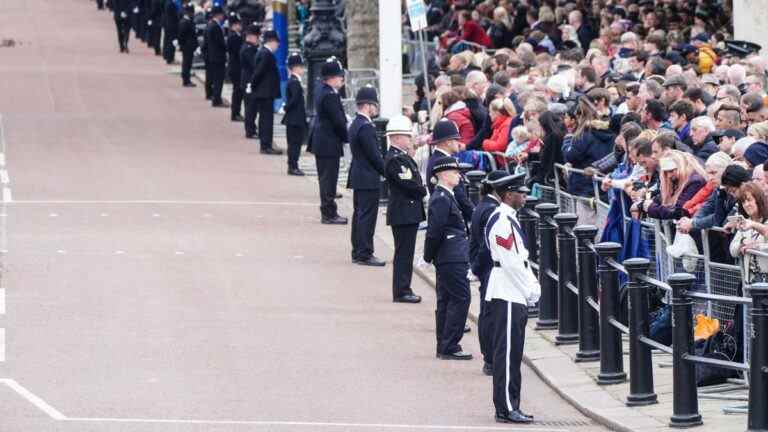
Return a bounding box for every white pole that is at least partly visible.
[378,0,403,119]
[418,29,432,120]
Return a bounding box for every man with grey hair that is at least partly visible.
[688,116,718,162]
[466,70,492,150]
[716,85,742,105]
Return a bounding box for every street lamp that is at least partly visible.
[302,0,346,116]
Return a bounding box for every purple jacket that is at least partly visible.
[647,173,706,220]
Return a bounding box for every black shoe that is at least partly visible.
[231,114,244,122]
[393,294,422,303]
[335,192,343,199]
[482,362,493,376]
[321,216,348,225]
[464,324,471,333]
[245,134,258,140]
[517,410,534,421]
[212,102,226,108]
[260,148,283,155]
[183,82,197,87]
[438,351,473,360]
[353,256,386,267]
[124,47,130,54]
[206,95,212,100]
[496,410,534,424]
[287,168,305,176]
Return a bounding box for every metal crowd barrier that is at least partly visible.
[521,200,768,430]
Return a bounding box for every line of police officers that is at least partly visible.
[97,0,539,423]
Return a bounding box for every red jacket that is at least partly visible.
[683,181,715,217]
[461,20,492,48]
[482,115,512,153]
[444,103,476,146]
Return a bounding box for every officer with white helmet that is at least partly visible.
[383,115,425,303]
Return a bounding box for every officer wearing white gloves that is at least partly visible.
[484,173,540,424]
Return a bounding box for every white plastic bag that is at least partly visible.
[667,231,699,272]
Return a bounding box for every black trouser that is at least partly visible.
[254,98,274,149]
[478,270,494,365]
[115,17,130,51]
[351,189,379,261]
[392,224,418,299]
[244,92,258,137]
[148,23,162,54]
[435,262,471,355]
[162,30,176,63]
[286,125,306,169]
[491,299,528,415]
[208,62,225,105]
[97,0,104,9]
[181,49,194,85]
[230,76,243,119]
[316,156,340,219]
[203,61,212,99]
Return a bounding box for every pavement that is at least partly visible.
[0,1,609,431]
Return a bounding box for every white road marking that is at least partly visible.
[152,213,161,218]
[0,288,5,314]
[174,251,184,255]
[114,250,125,255]
[49,213,58,218]
[0,379,66,420]
[0,329,4,362]
[10,200,317,207]
[2,188,10,203]
[56,250,66,254]
[0,153,5,166]
[0,170,9,184]
[100,212,109,217]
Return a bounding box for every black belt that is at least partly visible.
[493,261,528,269]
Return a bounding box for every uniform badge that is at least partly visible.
[495,232,516,250]
[398,165,413,180]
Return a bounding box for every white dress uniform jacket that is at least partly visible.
[484,203,541,306]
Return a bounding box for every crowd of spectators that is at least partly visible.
[403,0,768,286]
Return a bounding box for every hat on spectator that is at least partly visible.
[663,75,687,88]
[321,57,345,78]
[659,157,678,172]
[712,129,746,142]
[430,156,461,177]
[489,173,529,194]
[721,164,752,187]
[744,142,768,167]
[431,119,461,145]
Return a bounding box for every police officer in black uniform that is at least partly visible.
[113,0,133,53]
[424,153,473,361]
[204,6,227,107]
[469,170,507,376]
[310,57,348,225]
[347,86,386,266]
[177,3,197,87]
[249,30,282,155]
[384,115,424,304]
[162,0,179,65]
[146,0,164,56]
[226,13,244,122]
[282,53,308,176]
[240,24,261,139]
[426,120,475,223]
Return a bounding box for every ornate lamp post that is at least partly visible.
[302,0,347,116]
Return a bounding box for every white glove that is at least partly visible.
[120,11,127,18]
[172,39,179,48]
[246,83,252,94]
[194,47,201,56]
[133,6,139,13]
[147,20,153,26]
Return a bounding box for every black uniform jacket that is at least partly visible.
[309,82,348,158]
[177,16,197,53]
[250,47,281,99]
[204,20,227,64]
[282,74,308,127]
[347,114,385,190]
[424,186,470,265]
[384,146,427,226]
[226,32,243,82]
[239,41,259,91]
[426,149,475,222]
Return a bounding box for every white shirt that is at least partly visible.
[485,203,541,305]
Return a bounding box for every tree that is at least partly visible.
[345,0,379,70]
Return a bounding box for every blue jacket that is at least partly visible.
[692,189,737,230]
[563,121,616,197]
[469,195,500,278]
[424,186,470,265]
[347,114,385,190]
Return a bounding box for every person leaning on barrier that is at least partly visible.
[424,156,472,361]
[726,181,768,283]
[469,170,508,377]
[384,115,425,305]
[484,173,538,425]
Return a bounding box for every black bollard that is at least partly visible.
[574,225,600,362]
[668,273,703,428]
[595,242,627,385]
[624,258,658,406]
[747,283,768,432]
[520,196,540,317]
[373,118,389,206]
[555,213,579,345]
[465,170,486,206]
[535,203,559,330]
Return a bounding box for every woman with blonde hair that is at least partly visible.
[641,151,707,220]
[747,121,768,142]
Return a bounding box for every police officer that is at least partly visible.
[146,0,164,56]
[226,13,244,122]
[348,86,385,266]
[310,57,348,225]
[249,30,282,155]
[240,24,261,140]
[384,115,424,304]
[282,53,308,176]
[177,3,197,87]
[485,173,539,424]
[204,6,227,107]
[469,170,507,376]
[424,155,472,361]
[426,120,475,223]
[162,0,179,65]
[113,0,133,53]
